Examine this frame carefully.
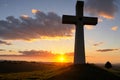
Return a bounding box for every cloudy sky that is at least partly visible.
[0,0,120,63]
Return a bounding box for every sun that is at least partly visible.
[59,56,65,62]
[57,55,66,62]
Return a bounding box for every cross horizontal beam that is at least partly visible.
[83,17,97,25]
[62,15,97,25]
[62,15,77,24]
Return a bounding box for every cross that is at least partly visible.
[62,1,98,64]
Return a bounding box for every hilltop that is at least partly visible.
[47,64,120,80]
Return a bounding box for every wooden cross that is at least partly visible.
[62,1,98,64]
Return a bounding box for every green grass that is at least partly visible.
[47,64,120,80]
[0,70,53,80]
[106,67,120,77]
[97,64,120,77]
[0,61,120,80]
[0,62,71,80]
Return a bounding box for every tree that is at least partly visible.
[105,61,112,69]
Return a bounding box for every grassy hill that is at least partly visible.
[0,61,71,80]
[0,61,56,73]
[0,61,120,80]
[47,64,120,80]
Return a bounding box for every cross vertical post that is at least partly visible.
[74,1,85,64]
[62,1,98,64]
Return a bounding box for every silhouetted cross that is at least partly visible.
[62,1,98,64]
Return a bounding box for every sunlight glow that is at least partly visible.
[59,57,64,62]
[40,36,73,40]
[57,55,66,62]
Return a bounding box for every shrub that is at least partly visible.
[105,61,112,69]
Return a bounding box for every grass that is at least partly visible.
[0,61,71,80]
[105,66,120,77]
[0,69,58,80]
[97,63,120,77]
[47,64,120,80]
[0,61,120,80]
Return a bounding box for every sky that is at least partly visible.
[0,0,120,64]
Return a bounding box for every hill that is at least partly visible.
[0,61,71,80]
[0,61,52,73]
[47,64,120,80]
[0,61,119,80]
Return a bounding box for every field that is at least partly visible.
[0,61,120,80]
[97,63,120,77]
[0,61,71,80]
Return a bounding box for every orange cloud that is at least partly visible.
[19,50,73,57]
[32,9,39,14]
[99,12,114,19]
[21,15,29,18]
[85,25,94,30]
[0,50,74,62]
[111,26,118,31]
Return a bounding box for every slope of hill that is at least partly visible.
[0,61,71,80]
[0,61,119,80]
[0,61,53,73]
[47,64,120,80]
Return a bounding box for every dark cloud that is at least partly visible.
[19,50,53,56]
[0,9,74,41]
[93,42,104,46]
[85,0,119,19]
[96,48,119,52]
[0,50,74,62]
[19,50,73,57]
[0,40,12,45]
